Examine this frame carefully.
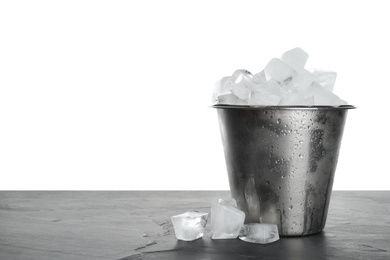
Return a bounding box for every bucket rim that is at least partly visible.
[212,104,356,110]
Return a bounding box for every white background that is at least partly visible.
[1,0,389,190]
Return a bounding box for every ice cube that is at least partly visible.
[249,80,282,106]
[230,70,255,100]
[211,199,245,239]
[310,69,337,92]
[239,223,280,244]
[252,71,267,84]
[289,69,315,92]
[211,198,237,229]
[251,79,281,95]
[281,47,309,70]
[278,90,315,106]
[212,77,233,104]
[249,90,282,106]
[171,211,208,241]
[278,91,305,106]
[217,93,238,105]
[264,58,295,87]
[306,82,347,106]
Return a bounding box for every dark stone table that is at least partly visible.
[0,191,389,259]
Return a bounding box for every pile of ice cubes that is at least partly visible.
[171,198,279,244]
[212,48,347,106]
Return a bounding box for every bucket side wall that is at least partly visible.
[217,108,348,236]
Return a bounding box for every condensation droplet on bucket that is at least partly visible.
[277,119,281,124]
[299,154,304,158]
[289,205,293,210]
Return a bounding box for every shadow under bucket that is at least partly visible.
[214,105,354,236]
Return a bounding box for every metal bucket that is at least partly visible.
[214,105,354,236]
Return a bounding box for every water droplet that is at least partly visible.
[289,205,293,210]
[299,154,304,158]
[299,140,303,144]
[277,119,281,124]
[289,197,292,201]
[278,186,281,189]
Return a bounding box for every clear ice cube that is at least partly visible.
[230,70,255,100]
[306,82,347,106]
[249,80,283,106]
[310,69,337,92]
[211,198,237,229]
[288,69,315,92]
[264,58,295,84]
[249,89,282,106]
[171,211,208,241]
[212,77,233,104]
[252,71,267,84]
[281,47,309,70]
[211,199,245,239]
[239,223,280,244]
[264,58,298,93]
[217,93,238,105]
[278,91,305,106]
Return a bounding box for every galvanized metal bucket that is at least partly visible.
[214,105,354,236]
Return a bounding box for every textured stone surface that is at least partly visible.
[0,191,389,259]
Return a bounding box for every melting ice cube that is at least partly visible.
[239,223,280,244]
[211,198,245,239]
[171,211,208,241]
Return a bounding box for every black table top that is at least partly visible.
[0,191,389,260]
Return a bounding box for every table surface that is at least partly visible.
[0,191,389,260]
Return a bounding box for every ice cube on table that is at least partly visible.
[171,211,208,241]
[211,198,237,229]
[281,47,309,70]
[211,199,245,239]
[306,82,347,106]
[239,223,280,244]
[230,70,255,100]
[310,69,337,92]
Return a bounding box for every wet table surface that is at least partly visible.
[0,191,389,260]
